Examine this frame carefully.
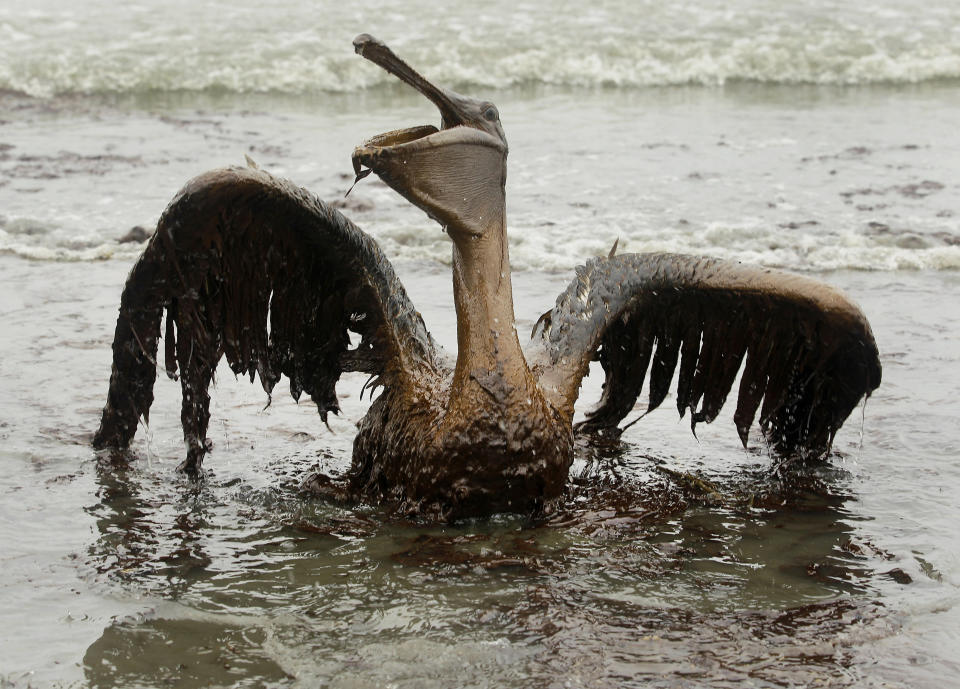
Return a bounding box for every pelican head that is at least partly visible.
[351,34,507,240]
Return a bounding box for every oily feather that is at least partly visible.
[533,253,881,459]
[94,167,439,466]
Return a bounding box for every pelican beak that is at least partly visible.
[350,34,507,236]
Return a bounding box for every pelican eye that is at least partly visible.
[482,105,499,122]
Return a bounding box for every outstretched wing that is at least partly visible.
[94,167,440,468]
[531,253,881,458]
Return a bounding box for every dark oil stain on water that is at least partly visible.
[0,255,957,688]
[2,35,960,682]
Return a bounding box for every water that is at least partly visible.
[1,1,959,686]
[4,0,960,96]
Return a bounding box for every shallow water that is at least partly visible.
[2,5,960,685]
[1,254,959,687]
[3,83,960,270]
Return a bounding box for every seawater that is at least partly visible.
[3,85,960,270]
[2,0,959,270]
[4,0,960,95]
[1,1,959,687]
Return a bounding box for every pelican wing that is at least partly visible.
[94,167,439,462]
[532,253,881,457]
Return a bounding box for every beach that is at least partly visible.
[2,1,960,686]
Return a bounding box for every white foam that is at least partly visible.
[5,212,957,273]
[2,0,959,97]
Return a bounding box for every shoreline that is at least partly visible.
[3,20,960,680]
[4,82,960,272]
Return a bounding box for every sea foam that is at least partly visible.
[2,0,959,97]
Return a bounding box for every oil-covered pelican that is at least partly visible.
[94,35,881,519]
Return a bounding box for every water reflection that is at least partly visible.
[86,459,214,597]
[81,441,894,687]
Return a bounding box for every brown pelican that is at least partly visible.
[93,35,881,519]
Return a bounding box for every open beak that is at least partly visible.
[353,34,467,130]
[349,34,507,235]
[349,33,505,174]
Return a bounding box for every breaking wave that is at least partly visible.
[4,211,959,272]
[2,0,959,97]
